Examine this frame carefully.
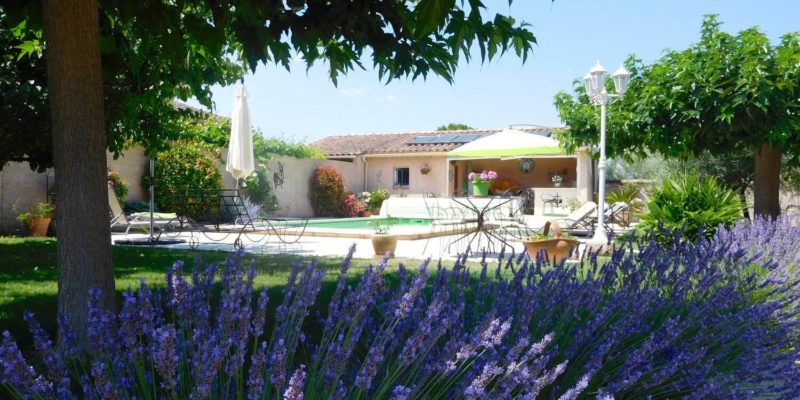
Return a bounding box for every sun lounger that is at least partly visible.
[109,187,177,235]
[554,201,598,236]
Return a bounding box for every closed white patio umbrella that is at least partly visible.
[226,84,255,188]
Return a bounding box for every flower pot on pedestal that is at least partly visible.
[522,220,578,263]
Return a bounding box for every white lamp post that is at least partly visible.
[583,61,631,249]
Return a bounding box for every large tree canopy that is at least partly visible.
[1,0,539,342]
[1,0,537,170]
[555,15,800,216]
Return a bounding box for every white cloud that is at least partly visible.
[385,94,397,102]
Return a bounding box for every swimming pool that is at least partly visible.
[292,217,432,230]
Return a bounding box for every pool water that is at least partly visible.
[295,217,432,230]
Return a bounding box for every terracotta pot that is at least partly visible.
[522,220,578,263]
[372,207,381,216]
[26,217,51,237]
[371,233,398,258]
[361,210,372,217]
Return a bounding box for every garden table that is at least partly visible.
[447,196,514,254]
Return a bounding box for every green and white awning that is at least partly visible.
[447,128,566,159]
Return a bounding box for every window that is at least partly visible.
[394,167,410,187]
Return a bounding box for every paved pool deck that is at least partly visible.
[111,214,622,261]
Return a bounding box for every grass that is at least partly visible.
[0,237,438,346]
[0,236,557,351]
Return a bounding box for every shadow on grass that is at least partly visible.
[0,237,408,347]
[0,237,455,353]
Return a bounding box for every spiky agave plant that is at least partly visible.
[2,222,800,399]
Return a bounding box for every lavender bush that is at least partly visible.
[2,221,800,399]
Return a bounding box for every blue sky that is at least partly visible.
[188,0,799,143]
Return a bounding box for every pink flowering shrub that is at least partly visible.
[338,192,365,217]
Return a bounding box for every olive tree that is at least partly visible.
[555,15,800,217]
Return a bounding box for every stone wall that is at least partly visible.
[0,147,364,232]
[265,156,364,217]
[0,163,52,235]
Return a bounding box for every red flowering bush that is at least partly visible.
[339,192,365,217]
[310,166,346,217]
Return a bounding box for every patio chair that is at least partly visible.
[108,187,178,235]
[488,196,538,244]
[596,201,629,236]
[422,193,471,255]
[553,201,598,237]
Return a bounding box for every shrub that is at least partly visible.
[367,187,390,211]
[339,192,365,217]
[107,169,129,202]
[3,223,800,399]
[310,166,346,217]
[605,183,645,227]
[638,174,743,242]
[153,141,223,219]
[242,165,278,212]
[715,215,800,284]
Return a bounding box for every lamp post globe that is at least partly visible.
[612,65,631,96]
[589,61,606,95]
[583,73,595,97]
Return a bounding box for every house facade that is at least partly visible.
[313,126,594,204]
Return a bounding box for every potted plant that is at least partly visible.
[367,187,390,215]
[369,215,398,257]
[522,220,578,263]
[551,173,564,188]
[16,202,55,237]
[358,192,373,217]
[469,170,498,197]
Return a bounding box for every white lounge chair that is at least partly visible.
[109,187,178,235]
[555,201,598,236]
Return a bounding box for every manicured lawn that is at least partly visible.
[0,237,430,345]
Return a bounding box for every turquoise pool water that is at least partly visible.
[291,217,432,230]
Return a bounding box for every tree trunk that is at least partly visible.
[753,143,782,218]
[43,0,115,346]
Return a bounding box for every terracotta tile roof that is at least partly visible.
[313,126,560,157]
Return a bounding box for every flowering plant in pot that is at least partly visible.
[16,202,55,237]
[522,220,578,263]
[369,215,398,257]
[367,187,390,214]
[468,170,498,197]
[550,173,564,187]
[358,192,373,216]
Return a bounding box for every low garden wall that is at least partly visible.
[265,156,364,217]
[0,149,365,233]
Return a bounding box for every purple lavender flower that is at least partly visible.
[150,324,179,391]
[394,260,430,319]
[23,312,70,397]
[247,341,268,400]
[282,364,306,400]
[464,362,502,399]
[390,385,413,400]
[0,331,53,397]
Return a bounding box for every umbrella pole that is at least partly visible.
[149,158,155,242]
